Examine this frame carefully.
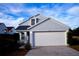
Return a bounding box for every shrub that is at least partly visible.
[67,29,73,45]
[0,33,20,55]
[67,28,79,45]
[25,42,31,50]
[0,33,19,42]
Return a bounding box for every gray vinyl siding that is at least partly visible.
[29,19,69,31]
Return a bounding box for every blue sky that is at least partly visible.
[0,3,79,29]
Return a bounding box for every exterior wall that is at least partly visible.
[0,24,6,34]
[30,19,69,31]
[34,31,66,46]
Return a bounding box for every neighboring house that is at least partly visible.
[16,14,69,48]
[6,27,16,34]
[0,23,7,34]
[0,23,15,34]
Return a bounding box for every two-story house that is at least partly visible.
[16,14,69,48]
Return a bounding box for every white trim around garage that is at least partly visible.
[32,31,67,47]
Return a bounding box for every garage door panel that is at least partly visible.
[34,32,66,46]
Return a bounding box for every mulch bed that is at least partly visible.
[0,48,28,56]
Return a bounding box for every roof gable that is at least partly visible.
[17,14,69,31]
[19,14,48,26]
[28,18,50,30]
[19,14,40,25]
[28,18,69,31]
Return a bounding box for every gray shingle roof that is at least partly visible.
[16,25,30,30]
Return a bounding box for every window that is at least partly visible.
[36,18,40,23]
[31,19,35,25]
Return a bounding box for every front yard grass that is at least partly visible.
[69,45,79,51]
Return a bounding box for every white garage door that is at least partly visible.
[34,32,67,46]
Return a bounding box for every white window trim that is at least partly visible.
[30,18,37,25]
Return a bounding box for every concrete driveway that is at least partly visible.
[26,46,79,56]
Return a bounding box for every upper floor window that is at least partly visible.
[36,18,40,23]
[31,19,35,25]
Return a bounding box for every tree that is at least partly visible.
[67,27,79,45]
[67,28,73,45]
[73,27,79,35]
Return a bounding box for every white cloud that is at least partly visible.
[0,4,79,29]
[0,17,24,28]
[0,11,24,28]
[56,15,79,29]
[67,6,79,16]
[10,8,22,13]
[24,8,41,15]
[0,12,4,16]
[24,7,60,18]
